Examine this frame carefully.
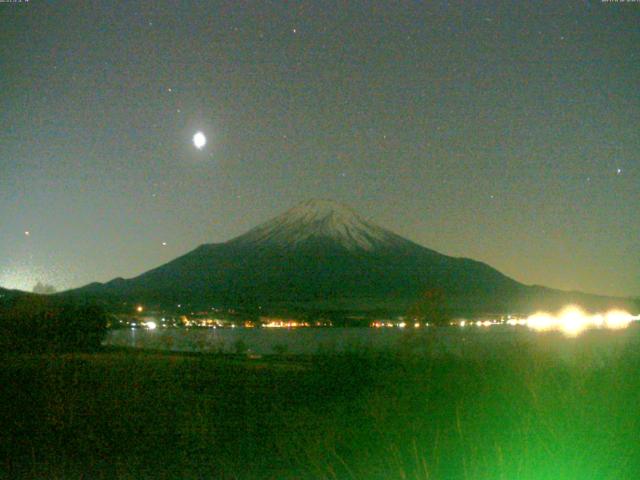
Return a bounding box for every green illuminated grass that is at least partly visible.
[1,339,639,479]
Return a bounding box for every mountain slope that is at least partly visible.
[0,287,36,310]
[64,200,637,316]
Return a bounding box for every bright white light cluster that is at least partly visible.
[525,306,639,337]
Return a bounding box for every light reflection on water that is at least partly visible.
[105,323,640,358]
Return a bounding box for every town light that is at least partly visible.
[525,306,638,336]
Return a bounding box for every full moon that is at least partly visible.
[193,131,206,150]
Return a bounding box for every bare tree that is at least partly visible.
[33,282,57,295]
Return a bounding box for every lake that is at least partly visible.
[105,323,640,359]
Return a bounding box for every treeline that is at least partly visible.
[0,295,107,353]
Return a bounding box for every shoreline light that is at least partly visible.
[525,306,639,337]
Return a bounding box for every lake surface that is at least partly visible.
[105,323,640,359]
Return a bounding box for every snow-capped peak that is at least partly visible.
[231,199,407,251]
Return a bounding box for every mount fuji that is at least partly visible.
[63,199,636,318]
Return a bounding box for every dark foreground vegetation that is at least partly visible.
[0,296,107,353]
[1,339,639,480]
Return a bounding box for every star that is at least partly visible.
[616,168,622,175]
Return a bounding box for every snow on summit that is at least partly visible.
[232,199,408,251]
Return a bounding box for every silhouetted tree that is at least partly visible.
[407,288,449,325]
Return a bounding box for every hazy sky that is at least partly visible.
[1,1,638,297]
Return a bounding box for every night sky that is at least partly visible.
[1,1,638,297]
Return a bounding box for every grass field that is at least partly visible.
[1,339,639,479]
